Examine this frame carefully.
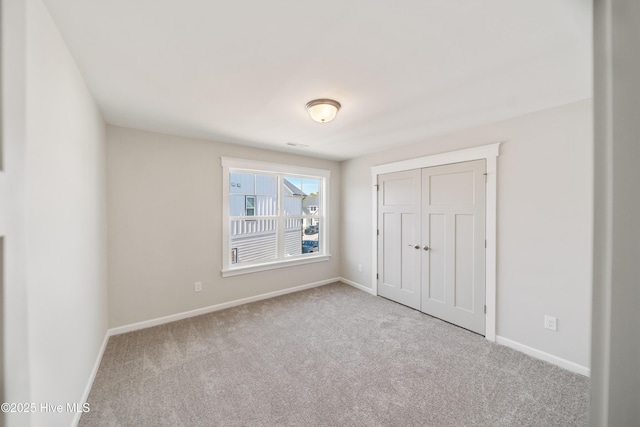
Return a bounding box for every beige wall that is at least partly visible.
[108,101,592,370]
[590,0,640,424]
[22,1,108,426]
[3,1,624,423]
[107,126,341,328]
[341,100,593,369]
[2,0,31,426]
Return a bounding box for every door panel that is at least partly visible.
[429,171,475,205]
[384,177,415,206]
[454,214,474,312]
[377,160,486,334]
[382,213,399,288]
[401,213,419,293]
[378,170,421,310]
[421,160,486,334]
[427,214,446,303]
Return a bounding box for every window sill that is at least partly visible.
[221,254,331,277]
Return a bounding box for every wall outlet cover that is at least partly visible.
[544,315,557,331]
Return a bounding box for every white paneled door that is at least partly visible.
[378,160,487,335]
[377,169,422,309]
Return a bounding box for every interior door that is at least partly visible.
[377,169,422,310]
[421,160,486,334]
[377,160,487,335]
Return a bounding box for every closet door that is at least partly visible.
[377,169,422,310]
[421,160,486,335]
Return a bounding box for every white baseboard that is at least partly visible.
[73,330,110,426]
[339,277,377,296]
[496,335,590,377]
[109,278,340,336]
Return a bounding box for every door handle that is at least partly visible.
[423,245,430,251]
[408,244,420,249]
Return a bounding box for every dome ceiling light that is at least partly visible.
[305,99,341,123]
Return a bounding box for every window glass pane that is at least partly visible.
[284,219,321,257]
[256,174,277,196]
[283,176,321,216]
[230,195,246,217]
[303,221,320,237]
[257,196,277,216]
[302,239,319,254]
[285,218,303,257]
[283,195,303,216]
[230,219,277,264]
[283,178,304,216]
[302,221,320,254]
[230,173,255,194]
[230,173,278,217]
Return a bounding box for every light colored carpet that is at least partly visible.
[80,282,588,426]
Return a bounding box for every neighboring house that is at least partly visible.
[229,174,306,264]
[302,196,320,231]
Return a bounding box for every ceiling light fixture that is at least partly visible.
[305,99,341,123]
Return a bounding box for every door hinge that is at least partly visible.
[377,229,380,236]
[376,273,379,279]
[483,172,488,183]
[375,184,379,191]
[485,240,487,248]
[484,305,487,314]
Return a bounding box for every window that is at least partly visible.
[245,196,256,216]
[221,157,331,276]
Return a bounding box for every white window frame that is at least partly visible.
[221,157,331,277]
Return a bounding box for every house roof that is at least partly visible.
[302,196,319,215]
[283,179,305,197]
[303,196,318,208]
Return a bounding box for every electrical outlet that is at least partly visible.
[194,281,202,292]
[544,315,557,331]
[358,264,363,272]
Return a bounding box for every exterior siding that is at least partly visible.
[231,231,277,263]
[231,218,302,263]
[228,175,308,264]
[231,218,276,235]
[285,227,302,257]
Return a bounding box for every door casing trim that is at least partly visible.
[371,142,501,342]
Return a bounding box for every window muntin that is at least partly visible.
[222,158,330,276]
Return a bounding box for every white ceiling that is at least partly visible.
[43,0,592,161]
